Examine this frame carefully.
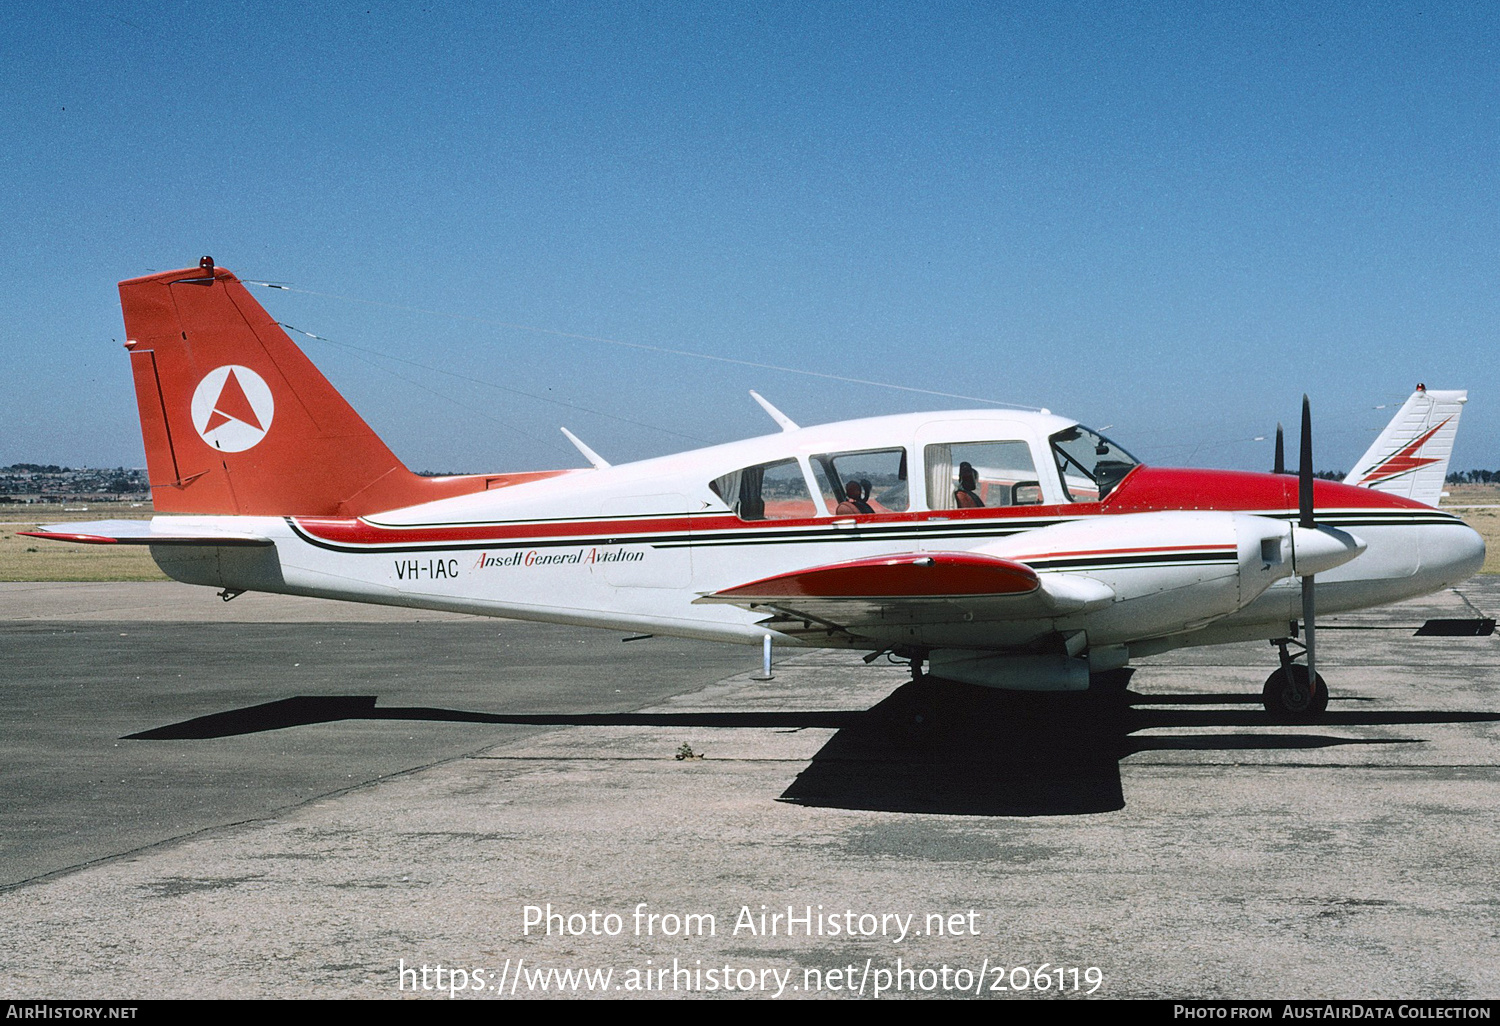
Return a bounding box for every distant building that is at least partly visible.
[0,465,150,503]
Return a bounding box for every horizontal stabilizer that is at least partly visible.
[21,519,273,546]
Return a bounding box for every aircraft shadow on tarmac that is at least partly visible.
[126,669,1500,818]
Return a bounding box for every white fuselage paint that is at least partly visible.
[146,410,1486,665]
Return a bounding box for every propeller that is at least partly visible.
[1298,396,1317,692]
[1273,396,1367,717]
[1273,422,1285,475]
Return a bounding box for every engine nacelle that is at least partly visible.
[927,651,1091,691]
[978,511,1362,648]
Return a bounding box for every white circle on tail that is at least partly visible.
[190,366,275,452]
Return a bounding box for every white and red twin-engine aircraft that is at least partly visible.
[29,259,1488,720]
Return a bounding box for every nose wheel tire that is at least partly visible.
[1262,664,1329,721]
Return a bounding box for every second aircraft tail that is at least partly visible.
[1344,385,1467,507]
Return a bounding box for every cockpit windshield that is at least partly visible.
[1049,426,1140,502]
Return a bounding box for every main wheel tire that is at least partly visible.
[1262,664,1329,721]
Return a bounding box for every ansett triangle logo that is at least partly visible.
[191,366,275,452]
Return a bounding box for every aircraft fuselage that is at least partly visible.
[143,409,1484,668]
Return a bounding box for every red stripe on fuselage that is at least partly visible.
[288,467,1433,549]
[294,513,712,546]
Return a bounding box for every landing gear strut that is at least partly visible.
[1263,637,1328,721]
[899,648,937,731]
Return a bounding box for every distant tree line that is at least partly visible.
[1305,470,1499,484]
[1448,470,1500,484]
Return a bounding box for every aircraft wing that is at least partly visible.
[694,551,1114,642]
[20,520,273,546]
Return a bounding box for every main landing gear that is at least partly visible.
[1263,637,1328,721]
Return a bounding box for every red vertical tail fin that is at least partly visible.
[121,259,508,515]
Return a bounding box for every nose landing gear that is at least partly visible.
[1264,637,1328,721]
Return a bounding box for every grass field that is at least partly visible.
[4,488,1499,582]
[0,503,167,582]
[1448,486,1500,575]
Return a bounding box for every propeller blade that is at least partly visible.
[1274,423,1285,475]
[1302,574,1316,691]
[1299,395,1314,529]
[1297,395,1318,696]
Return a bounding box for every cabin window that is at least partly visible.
[924,441,1040,510]
[709,458,818,521]
[811,448,909,514]
[1049,426,1139,502]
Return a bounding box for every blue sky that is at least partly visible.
[2,1,1495,475]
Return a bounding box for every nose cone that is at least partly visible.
[1426,522,1487,586]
